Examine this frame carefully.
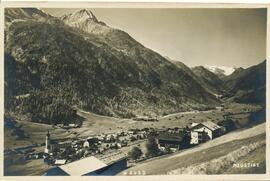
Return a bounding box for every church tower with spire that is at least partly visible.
[44,130,51,154]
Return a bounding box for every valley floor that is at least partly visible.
[4,103,265,175]
[5,103,261,150]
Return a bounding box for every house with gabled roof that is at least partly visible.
[190,121,221,140]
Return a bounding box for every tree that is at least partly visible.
[128,146,143,160]
[64,146,75,157]
[146,137,159,157]
[217,118,236,133]
[180,132,191,149]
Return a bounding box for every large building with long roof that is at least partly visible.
[44,151,127,176]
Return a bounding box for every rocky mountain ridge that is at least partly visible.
[4,8,220,124]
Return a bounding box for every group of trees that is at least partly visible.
[128,147,142,160]
[10,91,79,125]
[128,137,160,161]
[217,118,237,133]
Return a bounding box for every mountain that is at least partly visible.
[4,8,62,41]
[223,60,266,105]
[165,58,196,79]
[60,9,147,55]
[61,9,108,35]
[5,8,50,22]
[4,8,218,125]
[4,8,60,28]
[232,67,245,75]
[204,65,236,79]
[167,58,224,95]
[191,66,224,95]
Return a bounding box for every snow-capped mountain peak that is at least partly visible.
[60,9,109,35]
[204,65,236,76]
[61,9,102,24]
[75,9,98,22]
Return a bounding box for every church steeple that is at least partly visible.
[46,130,50,138]
[44,130,51,154]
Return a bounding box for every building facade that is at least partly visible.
[157,131,186,151]
[190,121,221,140]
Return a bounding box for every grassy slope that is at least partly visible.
[4,159,53,176]
[224,144,266,174]
[119,123,265,175]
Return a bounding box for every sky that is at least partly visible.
[43,8,267,68]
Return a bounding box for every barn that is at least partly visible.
[44,151,127,176]
[157,130,190,151]
[157,135,183,151]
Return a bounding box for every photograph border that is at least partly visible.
[0,1,269,180]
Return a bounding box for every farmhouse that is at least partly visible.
[44,151,127,176]
[190,121,221,140]
[157,136,183,151]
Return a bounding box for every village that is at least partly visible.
[5,107,238,176]
[4,102,264,176]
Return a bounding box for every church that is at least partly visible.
[44,131,72,154]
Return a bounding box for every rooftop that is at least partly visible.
[56,151,127,176]
[59,156,107,175]
[157,132,184,142]
[96,151,127,165]
[192,121,221,131]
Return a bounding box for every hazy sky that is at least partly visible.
[43,8,267,68]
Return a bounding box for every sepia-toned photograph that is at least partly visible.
[3,5,267,176]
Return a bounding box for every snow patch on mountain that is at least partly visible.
[60,9,110,35]
[204,65,236,76]
[61,9,99,24]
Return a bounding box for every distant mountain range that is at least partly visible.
[223,60,266,105]
[167,58,224,95]
[4,8,266,125]
[204,65,236,78]
[168,57,266,104]
[191,66,224,95]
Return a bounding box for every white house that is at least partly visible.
[190,121,221,140]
